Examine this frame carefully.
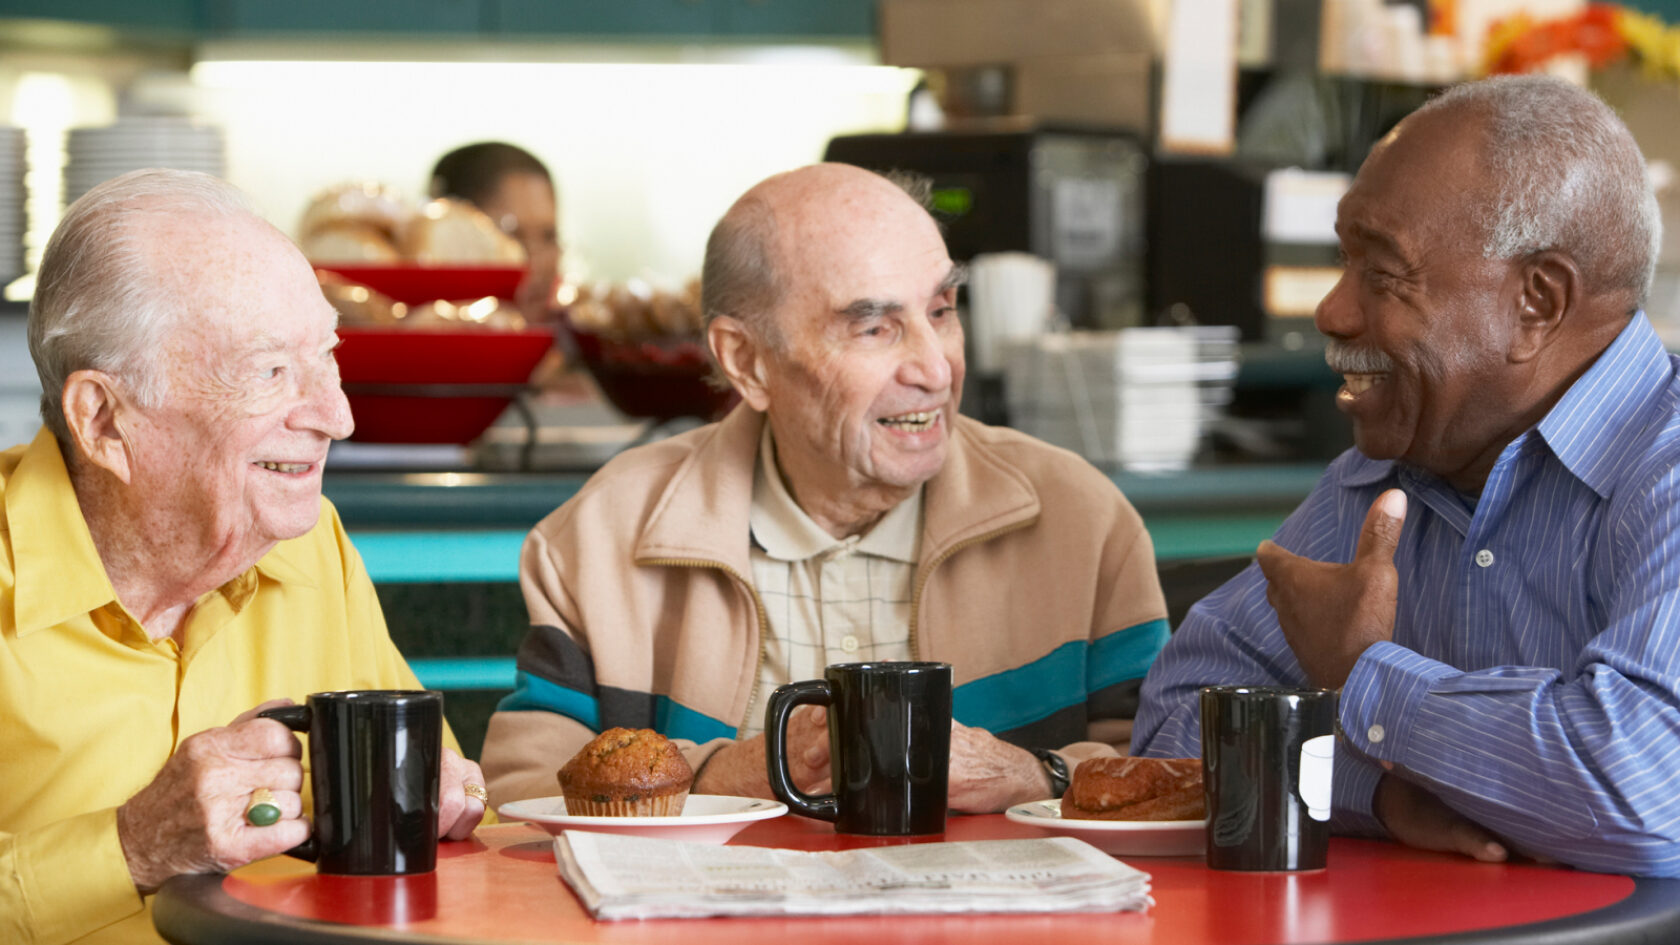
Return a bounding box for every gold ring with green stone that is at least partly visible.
[245,787,282,826]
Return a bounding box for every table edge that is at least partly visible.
[153,869,1680,945]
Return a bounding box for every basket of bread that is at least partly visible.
[561,278,738,422]
[300,182,555,444]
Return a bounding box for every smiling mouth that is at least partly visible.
[877,411,940,433]
[1341,374,1388,397]
[254,461,314,474]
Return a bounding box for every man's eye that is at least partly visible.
[263,365,285,380]
[932,305,957,320]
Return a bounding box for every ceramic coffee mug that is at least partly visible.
[1200,685,1337,871]
[260,690,443,875]
[765,662,952,836]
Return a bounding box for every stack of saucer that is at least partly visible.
[63,116,225,207]
[0,126,24,285]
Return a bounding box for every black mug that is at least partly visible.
[765,662,952,836]
[1200,685,1337,871]
[260,690,443,875]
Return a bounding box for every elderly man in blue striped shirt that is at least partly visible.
[1135,74,1680,876]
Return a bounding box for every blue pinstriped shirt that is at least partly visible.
[1135,313,1680,876]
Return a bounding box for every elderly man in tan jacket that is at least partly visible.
[482,164,1170,812]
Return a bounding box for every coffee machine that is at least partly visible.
[823,129,1149,332]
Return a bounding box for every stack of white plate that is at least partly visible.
[0,126,25,285]
[1002,326,1241,471]
[63,116,225,208]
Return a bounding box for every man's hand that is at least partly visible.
[116,699,309,894]
[439,749,488,841]
[946,722,1054,813]
[694,706,830,798]
[1375,774,1507,863]
[1256,488,1407,689]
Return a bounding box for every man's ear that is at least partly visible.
[1509,250,1579,363]
[707,315,772,412]
[62,369,136,484]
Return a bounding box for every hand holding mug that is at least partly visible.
[766,662,952,836]
[116,699,307,893]
[261,690,445,875]
[692,706,830,798]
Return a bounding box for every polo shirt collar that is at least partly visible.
[749,424,922,564]
[9,429,120,637]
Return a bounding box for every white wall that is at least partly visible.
[182,51,918,286]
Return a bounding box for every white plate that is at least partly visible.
[499,794,786,845]
[1004,799,1206,857]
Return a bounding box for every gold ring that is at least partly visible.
[245,787,281,827]
[463,783,489,804]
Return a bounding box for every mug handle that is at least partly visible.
[257,705,319,862]
[763,680,837,822]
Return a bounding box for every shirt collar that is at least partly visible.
[749,423,922,564]
[1336,313,1673,500]
[8,429,121,636]
[1535,312,1673,499]
[7,429,319,637]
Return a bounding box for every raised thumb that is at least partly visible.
[1357,489,1407,563]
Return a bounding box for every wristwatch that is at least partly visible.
[1030,748,1070,798]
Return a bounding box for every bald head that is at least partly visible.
[1409,75,1659,308]
[701,164,940,349]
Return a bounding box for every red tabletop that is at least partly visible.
[154,814,1671,945]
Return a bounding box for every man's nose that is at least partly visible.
[1314,270,1360,340]
[899,318,954,391]
[295,363,355,440]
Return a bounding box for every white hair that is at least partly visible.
[1419,75,1660,304]
[29,168,257,444]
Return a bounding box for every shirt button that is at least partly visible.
[840,635,860,653]
[1367,724,1386,743]
[1475,549,1495,568]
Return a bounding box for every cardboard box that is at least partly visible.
[1012,52,1153,132]
[879,0,1159,67]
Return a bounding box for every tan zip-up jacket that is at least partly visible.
[482,407,1169,806]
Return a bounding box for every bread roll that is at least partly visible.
[298,181,414,243]
[301,221,402,264]
[399,198,526,265]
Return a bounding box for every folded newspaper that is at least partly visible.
[554,830,1153,921]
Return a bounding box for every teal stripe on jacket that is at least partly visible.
[953,618,1170,734]
[496,670,736,744]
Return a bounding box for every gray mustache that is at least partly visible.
[1324,340,1395,374]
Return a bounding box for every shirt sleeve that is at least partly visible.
[1338,466,1680,876]
[1073,489,1172,756]
[0,809,142,945]
[481,522,613,804]
[1131,457,1389,836]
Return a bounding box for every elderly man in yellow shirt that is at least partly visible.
[0,169,488,945]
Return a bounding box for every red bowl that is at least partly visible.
[335,325,555,444]
[562,315,738,421]
[315,264,526,305]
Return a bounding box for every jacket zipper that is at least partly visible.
[637,557,772,733]
[908,520,1034,659]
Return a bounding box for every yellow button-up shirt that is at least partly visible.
[0,429,451,945]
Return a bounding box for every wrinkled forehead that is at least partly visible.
[1339,112,1490,250]
[140,211,331,348]
[777,184,950,292]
